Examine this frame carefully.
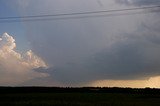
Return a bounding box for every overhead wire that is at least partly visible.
[0,5,160,23]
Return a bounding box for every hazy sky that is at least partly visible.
[0,0,160,88]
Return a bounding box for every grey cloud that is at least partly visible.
[31,30,160,85]
[9,0,160,86]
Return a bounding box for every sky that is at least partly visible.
[0,0,160,88]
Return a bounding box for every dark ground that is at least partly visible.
[0,87,160,106]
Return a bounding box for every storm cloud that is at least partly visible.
[3,0,160,86]
[40,29,160,85]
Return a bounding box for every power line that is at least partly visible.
[0,10,158,23]
[0,5,160,23]
[1,5,160,19]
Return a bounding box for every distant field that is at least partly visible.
[0,87,160,106]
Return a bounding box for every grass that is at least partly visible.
[0,92,160,106]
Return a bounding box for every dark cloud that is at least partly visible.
[24,14,160,86]
[11,0,160,86]
[32,30,160,85]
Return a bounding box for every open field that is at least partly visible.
[0,87,160,106]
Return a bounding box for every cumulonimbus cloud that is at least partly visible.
[0,33,48,86]
[7,0,160,87]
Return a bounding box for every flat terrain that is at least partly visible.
[0,87,160,106]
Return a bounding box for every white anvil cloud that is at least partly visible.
[0,33,48,86]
